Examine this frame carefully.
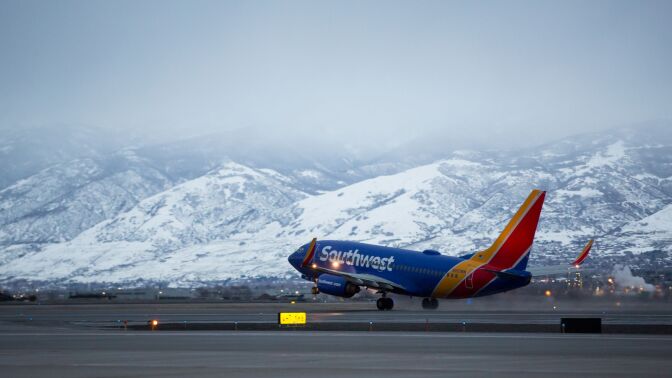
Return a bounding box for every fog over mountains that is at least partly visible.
[0,124,671,286]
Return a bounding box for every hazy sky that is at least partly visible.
[1,0,670,148]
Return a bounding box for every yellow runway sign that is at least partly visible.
[278,312,307,325]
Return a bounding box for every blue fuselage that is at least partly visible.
[288,240,530,299]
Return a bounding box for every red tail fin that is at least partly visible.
[572,239,593,266]
[470,190,546,270]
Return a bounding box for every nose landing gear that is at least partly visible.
[422,298,439,310]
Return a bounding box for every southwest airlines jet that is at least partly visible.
[288,189,593,310]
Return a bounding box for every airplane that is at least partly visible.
[287,189,593,310]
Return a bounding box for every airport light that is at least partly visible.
[544,290,552,297]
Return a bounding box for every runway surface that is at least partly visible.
[1,324,671,377]
[1,302,671,377]
[1,301,671,328]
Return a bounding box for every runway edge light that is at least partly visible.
[278,312,307,326]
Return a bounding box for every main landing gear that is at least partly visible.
[422,298,439,310]
[376,293,394,311]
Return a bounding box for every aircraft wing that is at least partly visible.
[313,266,408,292]
[527,239,594,277]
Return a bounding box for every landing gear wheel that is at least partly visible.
[422,298,439,310]
[376,297,394,311]
[311,287,319,295]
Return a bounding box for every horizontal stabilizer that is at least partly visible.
[482,268,531,280]
[528,239,595,277]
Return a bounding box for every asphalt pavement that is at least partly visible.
[1,324,670,377]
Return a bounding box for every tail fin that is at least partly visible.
[470,190,546,270]
[572,239,593,266]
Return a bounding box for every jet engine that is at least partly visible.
[317,274,360,298]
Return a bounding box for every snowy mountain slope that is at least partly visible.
[0,150,173,246]
[0,128,382,249]
[599,204,672,257]
[87,162,307,248]
[0,163,308,283]
[279,159,498,246]
[0,125,671,285]
[419,127,672,261]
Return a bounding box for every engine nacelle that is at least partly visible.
[317,274,360,298]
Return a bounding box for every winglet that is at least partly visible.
[572,239,593,266]
[300,238,318,267]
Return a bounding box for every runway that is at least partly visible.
[1,302,671,376]
[1,326,671,377]
[2,301,671,328]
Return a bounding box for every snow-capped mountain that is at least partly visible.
[0,150,173,246]
[0,127,394,252]
[0,124,670,286]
